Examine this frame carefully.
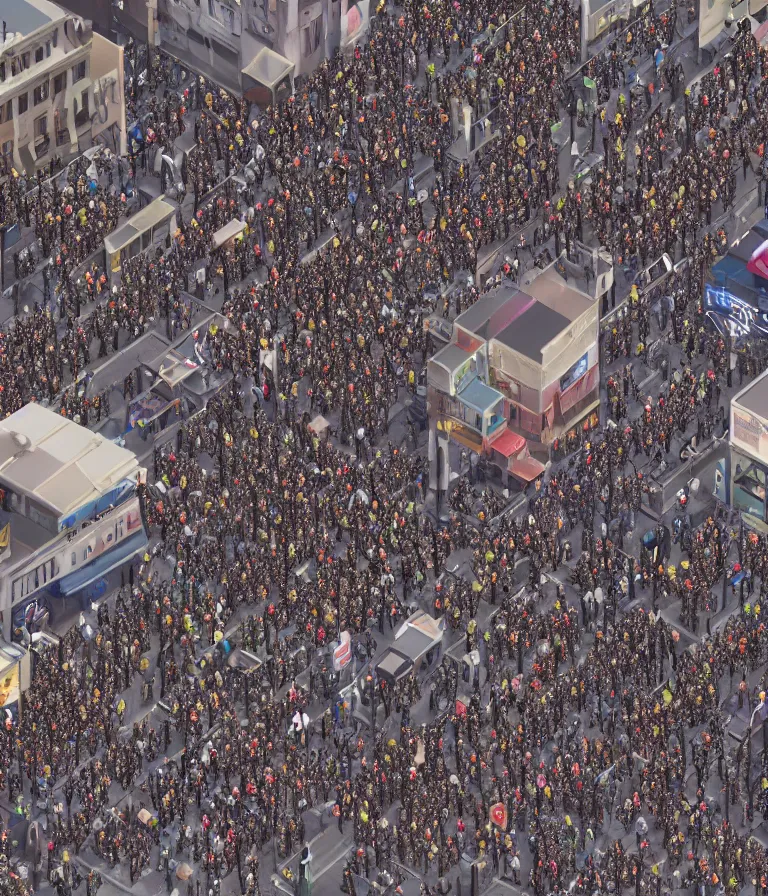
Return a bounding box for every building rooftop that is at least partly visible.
[0,0,61,38]
[734,368,768,421]
[0,403,142,520]
[430,341,472,375]
[454,287,521,341]
[457,376,504,414]
[495,302,571,362]
[522,267,594,322]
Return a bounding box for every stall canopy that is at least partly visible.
[104,196,176,256]
[157,350,200,389]
[509,454,546,483]
[489,428,526,458]
[374,611,444,686]
[242,47,295,102]
[375,648,414,686]
[212,219,246,250]
[393,610,445,660]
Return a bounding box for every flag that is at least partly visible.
[490,802,508,828]
[583,76,597,89]
[0,523,10,550]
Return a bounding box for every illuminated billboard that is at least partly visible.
[703,284,768,339]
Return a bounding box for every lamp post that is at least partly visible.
[746,691,765,822]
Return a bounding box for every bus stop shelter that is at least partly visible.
[104,196,176,283]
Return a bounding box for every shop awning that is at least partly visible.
[489,428,526,458]
[509,455,546,483]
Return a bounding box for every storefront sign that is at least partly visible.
[732,406,768,459]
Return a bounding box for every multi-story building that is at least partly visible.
[427,264,602,490]
[113,0,369,96]
[0,0,98,176]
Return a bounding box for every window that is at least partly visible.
[46,41,51,57]
[33,80,49,105]
[34,114,47,136]
[17,94,28,114]
[208,0,215,15]
[70,552,76,567]
[733,451,767,520]
[52,28,58,47]
[20,53,29,70]
[53,71,66,95]
[35,46,44,63]
[4,101,11,122]
[559,351,589,393]
[211,38,239,65]
[301,15,322,57]
[72,59,86,82]
[0,62,5,82]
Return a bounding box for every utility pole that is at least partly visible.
[581,0,589,62]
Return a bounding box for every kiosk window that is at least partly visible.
[733,452,767,520]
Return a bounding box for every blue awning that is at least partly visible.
[457,377,505,415]
[57,531,147,595]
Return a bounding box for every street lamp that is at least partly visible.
[746,691,766,821]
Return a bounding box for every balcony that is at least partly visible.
[75,105,89,129]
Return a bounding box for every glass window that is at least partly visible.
[53,72,66,95]
[17,94,28,114]
[52,28,58,47]
[35,46,44,63]
[560,352,589,392]
[20,53,30,70]
[34,115,47,137]
[733,451,767,520]
[71,552,76,567]
[46,41,51,57]
[0,62,5,82]
[302,15,322,57]
[72,59,87,82]
[33,80,49,105]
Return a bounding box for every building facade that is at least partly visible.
[427,267,601,490]
[0,0,99,176]
[113,0,370,96]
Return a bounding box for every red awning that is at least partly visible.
[489,428,526,458]
[509,455,546,483]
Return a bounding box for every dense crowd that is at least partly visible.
[4,5,768,896]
